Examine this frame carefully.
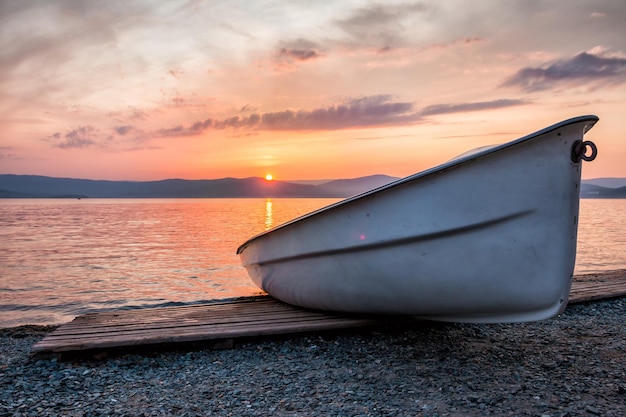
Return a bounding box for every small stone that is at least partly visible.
[585,405,601,415]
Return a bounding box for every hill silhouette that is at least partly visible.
[580,183,626,198]
[1,174,624,198]
[0,174,399,198]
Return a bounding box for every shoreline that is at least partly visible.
[1,297,625,416]
[3,269,626,331]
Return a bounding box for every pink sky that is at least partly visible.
[1,0,625,181]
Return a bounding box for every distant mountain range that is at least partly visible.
[582,178,626,188]
[580,181,626,198]
[0,174,398,199]
[0,174,624,199]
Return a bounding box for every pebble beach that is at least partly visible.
[1,298,625,417]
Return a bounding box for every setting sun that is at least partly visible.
[265,174,273,181]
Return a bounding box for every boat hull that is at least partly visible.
[237,116,599,322]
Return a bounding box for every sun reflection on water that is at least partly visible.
[265,198,273,230]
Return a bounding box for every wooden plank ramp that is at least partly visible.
[31,298,399,358]
[31,270,626,358]
[569,270,626,302]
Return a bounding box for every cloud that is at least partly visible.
[240,104,257,113]
[351,2,433,25]
[167,68,185,78]
[215,115,262,129]
[278,47,320,61]
[50,125,135,149]
[272,39,323,71]
[52,126,100,149]
[109,107,151,123]
[157,95,416,136]
[156,95,529,137]
[501,49,626,92]
[114,125,133,135]
[157,119,214,137]
[422,36,485,53]
[0,0,163,125]
[0,2,125,79]
[259,95,415,130]
[419,99,528,116]
[47,97,530,146]
[336,3,432,49]
[156,125,185,137]
[111,124,150,146]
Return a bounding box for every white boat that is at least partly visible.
[237,116,599,323]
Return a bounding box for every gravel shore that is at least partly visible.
[1,298,625,417]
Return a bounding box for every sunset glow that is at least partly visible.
[1,1,625,181]
[265,174,274,181]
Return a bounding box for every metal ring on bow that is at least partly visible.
[571,140,598,163]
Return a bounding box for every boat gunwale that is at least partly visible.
[236,115,599,254]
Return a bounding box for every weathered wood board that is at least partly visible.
[31,270,626,357]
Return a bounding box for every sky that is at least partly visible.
[1,0,625,181]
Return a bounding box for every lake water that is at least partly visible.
[1,198,625,328]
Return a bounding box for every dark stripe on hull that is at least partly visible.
[253,210,533,267]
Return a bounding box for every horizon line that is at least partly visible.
[0,173,402,183]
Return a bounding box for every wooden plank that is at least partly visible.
[570,269,626,303]
[33,317,393,352]
[31,298,396,354]
[31,270,626,357]
[35,307,367,334]
[35,314,385,344]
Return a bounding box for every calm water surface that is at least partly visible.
[1,198,624,328]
